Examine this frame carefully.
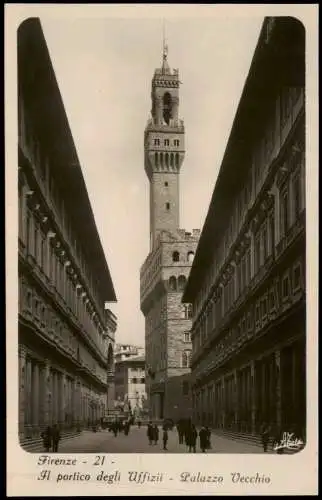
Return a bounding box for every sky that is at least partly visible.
[40,14,263,347]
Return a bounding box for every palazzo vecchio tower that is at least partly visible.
[140,42,200,420]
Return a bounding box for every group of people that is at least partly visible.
[110,418,132,437]
[176,420,212,453]
[41,424,61,452]
[146,420,212,453]
[147,422,169,449]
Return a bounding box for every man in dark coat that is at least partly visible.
[199,425,208,452]
[153,424,159,445]
[51,424,61,453]
[41,426,52,452]
[261,422,270,453]
[188,424,198,453]
[147,421,154,445]
[162,428,169,450]
[177,420,184,445]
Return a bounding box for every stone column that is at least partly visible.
[250,230,255,279]
[59,373,65,426]
[55,372,59,424]
[18,346,26,438]
[261,360,267,423]
[233,370,238,430]
[21,184,28,245]
[72,379,76,425]
[172,96,179,123]
[43,360,52,426]
[222,377,226,429]
[250,361,257,434]
[32,363,40,431]
[275,185,281,245]
[38,364,46,428]
[74,378,80,426]
[275,350,282,429]
[25,357,32,437]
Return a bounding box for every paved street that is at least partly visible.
[33,427,269,454]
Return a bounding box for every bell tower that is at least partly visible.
[144,42,185,251]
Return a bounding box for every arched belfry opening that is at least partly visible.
[163,92,172,125]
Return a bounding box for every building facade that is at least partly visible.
[114,344,145,364]
[183,17,306,437]
[114,355,148,417]
[140,45,200,421]
[18,18,117,442]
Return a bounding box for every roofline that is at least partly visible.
[18,17,117,303]
[183,16,305,302]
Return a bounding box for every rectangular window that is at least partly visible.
[293,172,301,221]
[241,255,246,291]
[255,234,261,274]
[26,209,31,253]
[246,249,251,285]
[269,287,276,312]
[255,302,261,328]
[164,139,169,146]
[184,331,191,343]
[262,222,268,263]
[269,211,275,255]
[282,273,290,301]
[280,186,289,237]
[293,262,302,292]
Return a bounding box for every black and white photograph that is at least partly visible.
[6,3,318,496]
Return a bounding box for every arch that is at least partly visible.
[160,152,164,168]
[163,92,173,125]
[169,276,177,291]
[172,251,180,262]
[175,153,179,168]
[182,351,190,368]
[187,251,195,263]
[155,152,159,167]
[170,153,174,168]
[178,275,187,291]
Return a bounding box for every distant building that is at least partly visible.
[18,18,117,441]
[140,44,200,420]
[114,344,145,364]
[183,17,305,435]
[114,355,147,416]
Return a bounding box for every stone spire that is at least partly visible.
[161,22,170,74]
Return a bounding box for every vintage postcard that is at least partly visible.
[5,3,318,496]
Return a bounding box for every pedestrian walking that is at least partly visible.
[177,420,184,445]
[188,424,197,453]
[260,422,270,453]
[153,424,159,445]
[199,425,208,452]
[162,428,169,450]
[124,421,130,436]
[147,421,154,445]
[51,424,61,453]
[41,426,52,452]
[205,426,212,450]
